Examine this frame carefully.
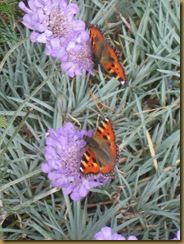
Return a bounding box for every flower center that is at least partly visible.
[48,7,70,38]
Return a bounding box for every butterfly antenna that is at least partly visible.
[65,113,81,127]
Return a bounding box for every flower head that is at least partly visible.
[94,227,138,240]
[171,229,180,240]
[19,0,94,77]
[19,0,80,44]
[42,122,110,201]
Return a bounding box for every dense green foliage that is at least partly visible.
[0,0,180,240]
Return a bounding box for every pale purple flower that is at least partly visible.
[41,122,110,201]
[19,0,94,77]
[171,229,180,240]
[94,227,138,240]
[61,41,94,77]
[19,0,80,44]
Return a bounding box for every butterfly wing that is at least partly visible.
[80,147,101,175]
[101,44,127,85]
[95,117,117,160]
[89,25,105,62]
[80,118,119,177]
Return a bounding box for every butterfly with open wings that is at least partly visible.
[80,118,119,178]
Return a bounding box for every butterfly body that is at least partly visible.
[89,25,128,85]
[80,118,119,177]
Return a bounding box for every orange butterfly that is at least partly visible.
[80,118,119,177]
[89,24,128,85]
